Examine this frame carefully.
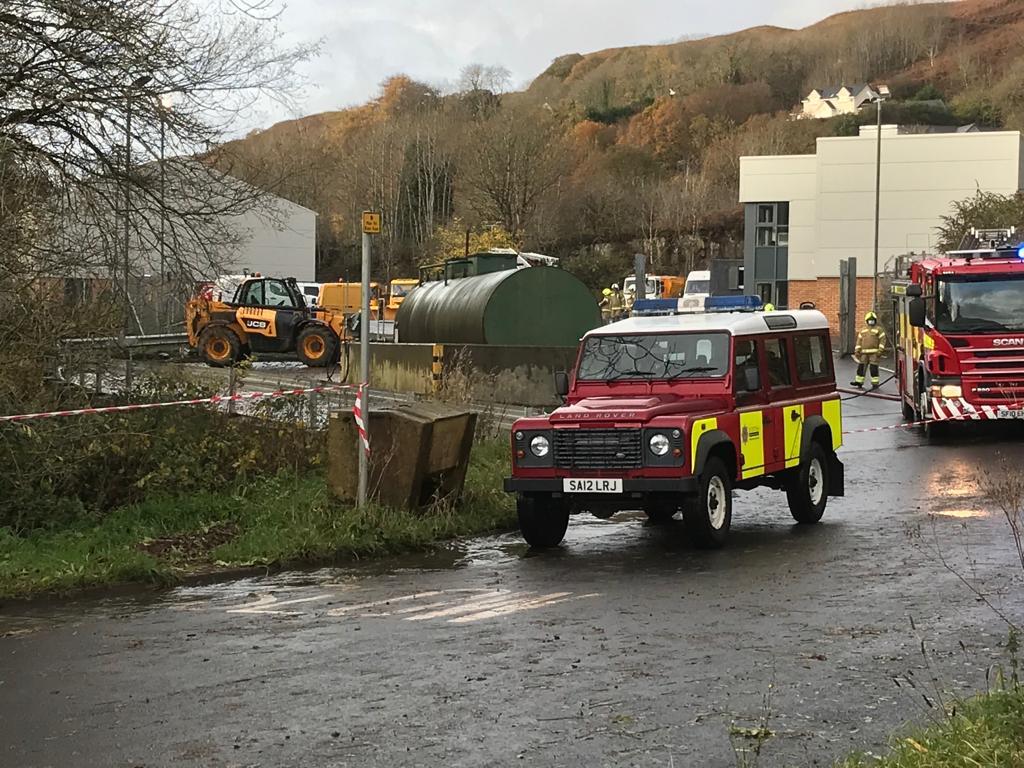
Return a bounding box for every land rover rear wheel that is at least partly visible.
[786,441,829,524]
[683,456,732,549]
[517,495,569,549]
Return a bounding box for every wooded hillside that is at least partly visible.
[220,0,1024,288]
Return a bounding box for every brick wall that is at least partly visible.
[787,277,876,331]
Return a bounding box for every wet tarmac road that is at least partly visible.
[2,375,1023,768]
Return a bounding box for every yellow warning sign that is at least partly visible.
[361,211,381,234]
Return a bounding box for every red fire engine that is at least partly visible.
[892,228,1024,429]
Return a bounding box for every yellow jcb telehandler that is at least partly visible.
[186,275,352,367]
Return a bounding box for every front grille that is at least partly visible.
[969,381,1024,401]
[554,429,642,470]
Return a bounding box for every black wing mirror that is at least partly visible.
[908,297,926,328]
[554,371,570,398]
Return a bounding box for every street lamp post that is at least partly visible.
[157,93,174,331]
[124,74,152,336]
[872,84,890,312]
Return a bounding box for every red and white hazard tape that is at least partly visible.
[845,399,1024,435]
[353,384,370,455]
[0,383,361,424]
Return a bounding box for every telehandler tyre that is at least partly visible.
[199,326,241,368]
[297,325,339,367]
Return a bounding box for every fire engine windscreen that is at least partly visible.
[935,276,1024,333]
[577,333,730,380]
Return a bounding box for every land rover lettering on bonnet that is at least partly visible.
[504,296,844,549]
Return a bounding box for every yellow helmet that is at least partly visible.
[763,302,775,312]
[865,311,878,323]
[602,288,612,296]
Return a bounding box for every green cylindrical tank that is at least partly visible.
[396,267,601,347]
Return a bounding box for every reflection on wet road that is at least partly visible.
[2,376,1023,768]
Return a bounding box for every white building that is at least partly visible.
[738,126,1024,325]
[219,195,317,281]
[798,84,879,120]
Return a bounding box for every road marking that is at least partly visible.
[220,588,601,624]
[226,593,333,615]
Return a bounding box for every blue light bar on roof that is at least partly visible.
[631,298,680,315]
[705,295,763,312]
[631,295,764,316]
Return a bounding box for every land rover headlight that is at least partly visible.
[530,435,550,457]
[649,433,670,456]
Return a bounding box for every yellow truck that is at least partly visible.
[384,278,418,321]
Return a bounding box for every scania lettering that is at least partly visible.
[892,228,1024,429]
[504,296,845,549]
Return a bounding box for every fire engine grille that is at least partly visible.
[969,382,1024,401]
[553,429,643,470]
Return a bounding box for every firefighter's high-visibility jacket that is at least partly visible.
[608,290,624,312]
[855,326,887,356]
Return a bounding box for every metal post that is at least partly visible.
[872,98,882,312]
[357,230,371,506]
[124,93,133,337]
[633,253,647,301]
[158,112,166,330]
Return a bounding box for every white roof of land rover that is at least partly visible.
[588,310,829,337]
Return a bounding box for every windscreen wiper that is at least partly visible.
[666,366,719,379]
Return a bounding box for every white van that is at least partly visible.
[679,270,711,313]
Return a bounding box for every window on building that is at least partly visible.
[754,202,790,250]
[794,334,831,381]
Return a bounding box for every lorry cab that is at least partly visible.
[893,228,1024,427]
[679,269,711,313]
[504,297,844,549]
[623,275,686,300]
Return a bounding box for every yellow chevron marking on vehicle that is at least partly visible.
[739,410,765,479]
[784,404,804,469]
[690,417,719,468]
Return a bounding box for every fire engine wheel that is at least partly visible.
[517,495,569,549]
[918,388,944,438]
[199,327,241,368]
[683,456,732,549]
[296,326,339,367]
[901,397,915,421]
[786,441,829,524]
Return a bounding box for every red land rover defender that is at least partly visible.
[504,299,845,548]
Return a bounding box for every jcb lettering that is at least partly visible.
[245,319,269,329]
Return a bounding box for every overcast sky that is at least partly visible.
[245,0,874,131]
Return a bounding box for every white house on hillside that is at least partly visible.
[798,84,880,120]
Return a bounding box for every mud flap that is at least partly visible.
[828,453,845,497]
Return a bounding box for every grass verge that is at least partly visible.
[837,687,1024,767]
[0,441,515,599]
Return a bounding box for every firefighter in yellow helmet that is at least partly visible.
[599,287,613,324]
[625,286,636,317]
[608,283,625,321]
[852,311,887,388]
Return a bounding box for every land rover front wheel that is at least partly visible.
[683,456,732,549]
[786,441,829,524]
[517,495,570,549]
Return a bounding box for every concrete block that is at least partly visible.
[327,403,477,510]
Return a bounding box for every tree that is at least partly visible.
[460,113,571,239]
[457,63,512,95]
[937,191,1024,252]
[0,0,314,405]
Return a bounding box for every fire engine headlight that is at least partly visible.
[530,435,550,458]
[940,384,962,398]
[649,434,671,456]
